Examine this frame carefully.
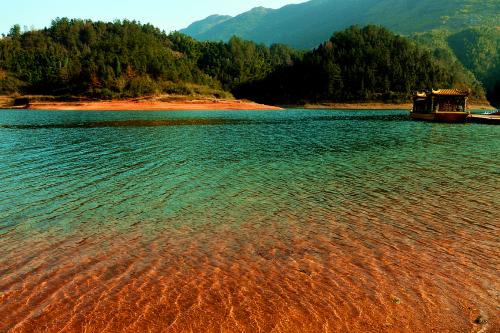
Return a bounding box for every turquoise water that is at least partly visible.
[0,109,499,332]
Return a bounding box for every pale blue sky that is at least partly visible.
[1,0,305,35]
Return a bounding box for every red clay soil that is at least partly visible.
[21,99,282,111]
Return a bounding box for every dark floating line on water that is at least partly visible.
[0,119,248,129]
[309,115,410,122]
[0,114,410,129]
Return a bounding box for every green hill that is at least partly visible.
[182,15,232,36]
[181,0,499,105]
[413,27,500,105]
[181,0,499,49]
[234,25,485,104]
[187,7,274,43]
[0,20,488,105]
[0,19,300,99]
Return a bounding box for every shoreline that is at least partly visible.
[290,102,496,110]
[0,96,495,111]
[0,98,282,111]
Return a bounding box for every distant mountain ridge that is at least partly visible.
[184,7,275,44]
[184,15,232,36]
[181,0,499,49]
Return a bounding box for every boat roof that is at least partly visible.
[431,89,469,96]
[414,89,469,98]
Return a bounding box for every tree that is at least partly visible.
[8,25,21,39]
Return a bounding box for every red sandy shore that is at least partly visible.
[20,101,498,111]
[9,99,283,111]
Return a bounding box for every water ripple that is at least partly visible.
[0,109,498,332]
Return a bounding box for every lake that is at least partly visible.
[0,109,498,332]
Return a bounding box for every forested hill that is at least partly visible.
[413,27,500,105]
[0,18,301,98]
[0,20,488,104]
[234,25,485,104]
[181,0,499,49]
[181,0,499,104]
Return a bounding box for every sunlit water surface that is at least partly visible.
[0,109,498,332]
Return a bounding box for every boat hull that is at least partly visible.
[411,112,469,123]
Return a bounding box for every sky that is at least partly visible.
[1,0,305,35]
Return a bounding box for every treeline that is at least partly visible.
[0,19,209,97]
[235,26,485,104]
[413,26,499,106]
[0,18,300,99]
[448,27,500,106]
[0,20,489,105]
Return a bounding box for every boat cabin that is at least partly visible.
[411,89,470,122]
[413,89,469,114]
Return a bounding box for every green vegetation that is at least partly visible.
[448,27,500,105]
[0,19,211,98]
[181,15,232,37]
[0,69,25,94]
[413,27,500,106]
[0,19,298,99]
[235,26,485,104]
[0,21,488,105]
[181,0,499,49]
[181,0,499,106]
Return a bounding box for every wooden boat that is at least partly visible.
[411,89,470,123]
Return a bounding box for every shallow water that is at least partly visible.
[0,109,498,332]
